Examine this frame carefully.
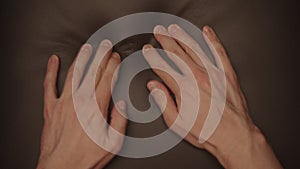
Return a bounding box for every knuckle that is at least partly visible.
[102,72,113,82]
[192,66,202,75]
[112,54,121,62]
[43,100,58,120]
[227,70,238,83]
[172,46,184,56]
[194,70,210,90]
[43,108,51,120]
[163,114,173,127]
[74,66,83,77]
[43,80,50,89]
[219,48,227,57]
[43,81,47,88]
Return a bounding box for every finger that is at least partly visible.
[95,40,114,84]
[142,44,180,96]
[63,44,92,94]
[44,55,59,109]
[72,44,93,89]
[81,40,113,94]
[108,100,127,152]
[153,25,197,73]
[168,24,214,69]
[96,52,121,115]
[202,26,237,80]
[147,80,178,128]
[109,100,127,134]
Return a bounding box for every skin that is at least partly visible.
[37,40,127,169]
[143,25,283,169]
[37,25,283,169]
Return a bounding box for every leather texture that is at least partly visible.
[2,0,299,168]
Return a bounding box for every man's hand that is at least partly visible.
[143,25,283,169]
[37,40,127,169]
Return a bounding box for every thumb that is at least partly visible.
[147,80,178,127]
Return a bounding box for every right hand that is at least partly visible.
[143,24,283,169]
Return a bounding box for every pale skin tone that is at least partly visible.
[37,25,283,169]
[37,40,127,169]
[143,25,283,169]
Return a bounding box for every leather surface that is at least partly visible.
[2,0,299,168]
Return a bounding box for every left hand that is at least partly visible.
[37,40,127,169]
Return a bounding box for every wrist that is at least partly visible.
[215,127,267,168]
[202,109,282,169]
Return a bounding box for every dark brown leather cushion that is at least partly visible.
[2,0,299,168]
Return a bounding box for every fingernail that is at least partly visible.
[154,25,168,35]
[49,55,57,64]
[204,26,213,34]
[168,24,180,34]
[81,43,92,53]
[101,39,112,48]
[147,81,157,90]
[117,100,126,110]
[112,52,120,59]
[143,45,152,53]
[147,82,153,90]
